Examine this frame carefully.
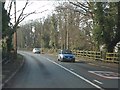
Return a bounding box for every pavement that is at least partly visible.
[2,54,24,88]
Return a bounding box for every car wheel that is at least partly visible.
[72,60,75,63]
[60,57,62,62]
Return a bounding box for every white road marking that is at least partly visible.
[46,58,104,90]
[70,68,74,71]
[94,80,103,85]
[88,71,120,79]
[4,60,10,64]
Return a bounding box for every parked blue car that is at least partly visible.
[58,50,75,62]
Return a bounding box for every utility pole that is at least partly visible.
[66,13,69,50]
[14,0,17,57]
[66,23,69,50]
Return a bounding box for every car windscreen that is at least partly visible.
[62,50,72,54]
[34,48,40,50]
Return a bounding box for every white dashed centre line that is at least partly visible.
[94,80,103,85]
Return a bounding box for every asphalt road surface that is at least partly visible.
[0,48,2,89]
[0,48,2,63]
[3,51,119,89]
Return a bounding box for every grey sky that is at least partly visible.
[5,0,60,24]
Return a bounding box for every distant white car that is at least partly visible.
[33,48,40,54]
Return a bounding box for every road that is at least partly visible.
[0,48,2,63]
[0,48,2,89]
[3,51,119,89]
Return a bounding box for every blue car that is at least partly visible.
[58,50,75,62]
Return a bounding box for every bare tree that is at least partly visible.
[5,0,48,56]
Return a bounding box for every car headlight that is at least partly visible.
[61,55,64,58]
[73,55,75,58]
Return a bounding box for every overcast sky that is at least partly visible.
[5,0,61,24]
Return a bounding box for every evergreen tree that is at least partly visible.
[2,2,13,59]
[93,2,120,52]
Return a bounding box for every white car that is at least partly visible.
[33,48,40,54]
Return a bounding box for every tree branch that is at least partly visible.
[8,0,13,16]
[19,12,36,23]
[10,2,33,17]
[69,1,88,12]
[69,1,94,18]
[13,9,48,30]
[16,0,29,25]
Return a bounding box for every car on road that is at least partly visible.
[33,48,40,54]
[58,49,75,62]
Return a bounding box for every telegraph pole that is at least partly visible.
[14,0,17,57]
[66,13,69,50]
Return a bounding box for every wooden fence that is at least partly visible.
[105,53,119,63]
[46,49,119,63]
[72,50,119,63]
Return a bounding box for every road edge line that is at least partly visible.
[46,58,104,90]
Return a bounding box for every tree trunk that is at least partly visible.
[106,44,114,52]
